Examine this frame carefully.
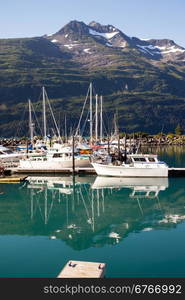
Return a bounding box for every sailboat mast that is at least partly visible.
[90,82,93,144]
[28,99,34,146]
[95,94,98,142]
[42,86,47,140]
[100,95,103,142]
[65,114,67,142]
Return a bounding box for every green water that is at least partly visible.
[0,146,185,278]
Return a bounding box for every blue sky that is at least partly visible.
[0,0,185,47]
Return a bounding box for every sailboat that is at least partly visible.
[18,87,92,171]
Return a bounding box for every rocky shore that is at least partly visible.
[1,134,185,149]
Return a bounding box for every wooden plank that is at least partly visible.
[0,177,21,183]
[57,260,106,278]
[168,168,185,177]
[10,167,96,175]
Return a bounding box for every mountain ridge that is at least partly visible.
[0,20,185,136]
[46,20,185,63]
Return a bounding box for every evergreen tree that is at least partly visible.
[175,124,183,135]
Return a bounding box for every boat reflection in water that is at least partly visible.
[22,174,185,250]
[91,176,169,199]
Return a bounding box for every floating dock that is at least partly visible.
[57,260,106,278]
[8,167,96,175]
[168,168,185,177]
[0,177,26,183]
[5,167,185,177]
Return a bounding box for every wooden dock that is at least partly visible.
[0,175,27,183]
[168,168,185,177]
[57,260,106,278]
[5,167,185,177]
[8,167,96,175]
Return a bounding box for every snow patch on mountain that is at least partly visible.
[83,48,92,54]
[137,43,185,56]
[51,39,58,43]
[137,45,155,56]
[106,42,113,47]
[155,45,185,54]
[141,38,152,41]
[89,28,119,39]
[64,44,75,49]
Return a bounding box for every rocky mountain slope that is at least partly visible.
[0,20,185,136]
[47,20,185,64]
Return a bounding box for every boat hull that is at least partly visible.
[92,163,168,177]
[19,157,91,170]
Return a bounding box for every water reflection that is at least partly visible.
[0,175,185,250]
[142,145,185,168]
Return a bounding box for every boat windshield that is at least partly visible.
[0,149,14,154]
[133,157,146,162]
[148,157,156,162]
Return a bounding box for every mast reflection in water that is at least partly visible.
[0,175,185,277]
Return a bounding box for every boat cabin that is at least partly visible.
[127,154,159,164]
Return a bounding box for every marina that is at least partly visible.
[0,147,185,278]
[0,80,185,279]
[1,2,185,296]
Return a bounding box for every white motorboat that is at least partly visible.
[0,145,25,164]
[18,146,91,170]
[92,154,168,177]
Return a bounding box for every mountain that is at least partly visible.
[46,20,185,64]
[1,20,185,137]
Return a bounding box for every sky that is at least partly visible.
[0,0,185,47]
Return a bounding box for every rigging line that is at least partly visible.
[92,84,98,97]
[84,185,93,205]
[37,89,42,103]
[31,102,43,136]
[80,109,90,137]
[102,111,109,130]
[79,189,90,219]
[47,197,54,221]
[36,197,45,222]
[14,103,28,137]
[45,89,61,138]
[71,121,78,136]
[75,84,90,136]
[102,115,108,136]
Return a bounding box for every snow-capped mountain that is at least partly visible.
[1,19,185,136]
[133,38,185,61]
[46,20,185,64]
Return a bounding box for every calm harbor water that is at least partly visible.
[0,146,185,278]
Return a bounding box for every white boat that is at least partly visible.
[91,176,168,198]
[0,145,25,164]
[92,154,168,177]
[18,146,91,170]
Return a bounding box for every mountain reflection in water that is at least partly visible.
[1,175,185,251]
